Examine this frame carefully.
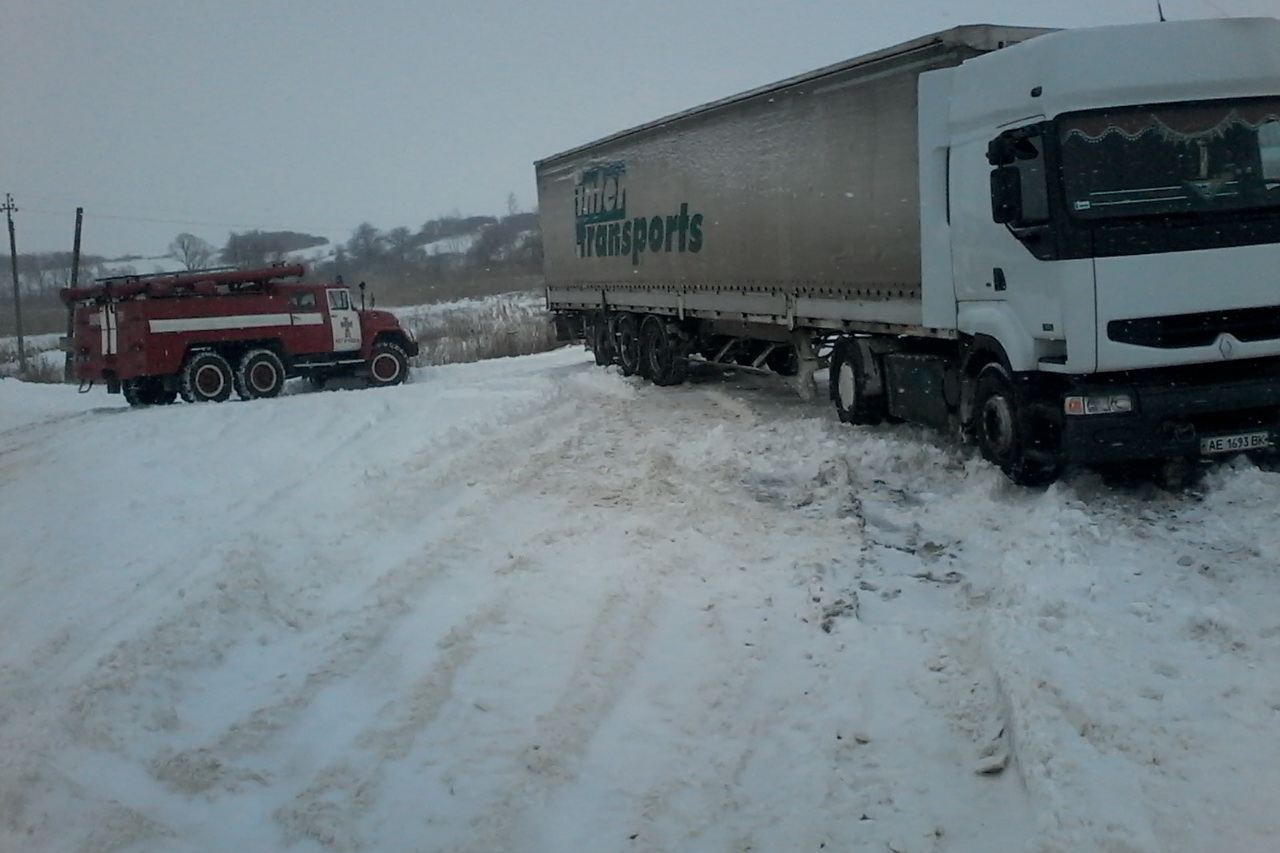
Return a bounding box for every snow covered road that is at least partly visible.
[1,349,1278,852]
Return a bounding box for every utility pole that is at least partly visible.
[65,207,84,382]
[3,194,25,374]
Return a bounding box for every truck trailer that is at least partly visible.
[537,18,1280,484]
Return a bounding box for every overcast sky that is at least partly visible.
[3,0,1276,258]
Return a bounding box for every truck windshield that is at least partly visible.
[1059,98,1280,219]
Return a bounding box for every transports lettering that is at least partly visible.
[576,202,705,264]
[573,161,705,264]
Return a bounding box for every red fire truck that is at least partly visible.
[60,264,419,405]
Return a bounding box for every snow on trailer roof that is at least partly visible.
[535,23,1056,169]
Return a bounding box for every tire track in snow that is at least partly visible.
[273,604,503,851]
[695,381,1029,850]
[448,373,1031,852]
[450,582,665,853]
[240,370,616,847]
[263,369,673,850]
[0,367,595,852]
[867,462,1278,851]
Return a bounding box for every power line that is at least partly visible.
[1190,0,1243,16]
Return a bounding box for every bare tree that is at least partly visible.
[345,222,385,270]
[383,226,421,269]
[169,233,216,270]
[220,230,316,269]
[222,231,278,269]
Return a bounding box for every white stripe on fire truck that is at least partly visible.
[99,306,118,355]
[148,313,325,333]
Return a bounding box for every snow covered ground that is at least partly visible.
[1,349,1278,853]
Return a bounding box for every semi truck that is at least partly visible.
[536,17,1280,484]
[60,264,419,405]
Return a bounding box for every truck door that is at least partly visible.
[326,288,362,352]
[950,125,1097,372]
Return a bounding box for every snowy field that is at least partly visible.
[1,349,1279,852]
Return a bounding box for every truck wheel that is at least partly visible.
[590,315,614,366]
[123,377,174,406]
[236,349,286,400]
[150,380,177,405]
[640,316,688,386]
[974,366,1059,486]
[122,378,149,407]
[180,352,234,403]
[615,314,642,377]
[367,341,409,387]
[829,338,884,425]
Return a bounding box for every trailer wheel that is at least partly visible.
[589,315,614,366]
[974,366,1059,486]
[181,352,234,403]
[236,348,286,400]
[829,338,883,425]
[615,314,642,377]
[640,316,688,386]
[367,341,409,387]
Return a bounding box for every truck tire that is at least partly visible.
[150,382,178,405]
[830,338,884,425]
[122,380,144,406]
[615,314,642,377]
[122,376,176,407]
[974,366,1059,486]
[589,315,614,366]
[236,348,286,400]
[640,316,688,386]
[181,352,235,403]
[367,341,409,387]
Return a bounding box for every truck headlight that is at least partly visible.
[1064,393,1134,416]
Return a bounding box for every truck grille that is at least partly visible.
[1108,306,1280,349]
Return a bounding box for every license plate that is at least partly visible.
[1199,431,1272,455]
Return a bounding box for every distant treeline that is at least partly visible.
[0,209,545,335]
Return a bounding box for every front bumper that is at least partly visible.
[1060,369,1280,464]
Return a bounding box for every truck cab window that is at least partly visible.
[290,292,316,310]
[988,129,1049,228]
[1060,98,1280,218]
[1260,120,1280,188]
[328,289,351,311]
[1014,136,1049,224]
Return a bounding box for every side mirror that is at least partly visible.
[988,135,1039,166]
[991,166,1023,225]
[987,137,1015,166]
